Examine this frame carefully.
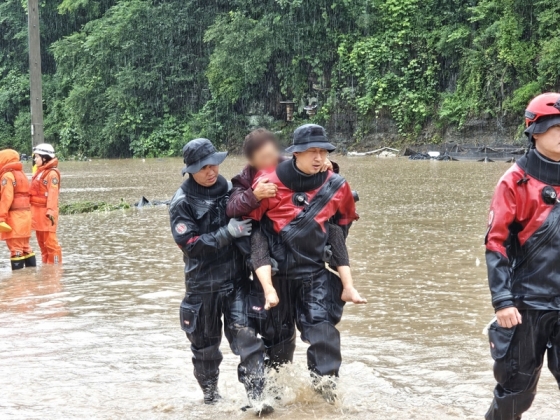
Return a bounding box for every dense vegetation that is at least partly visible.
[1,0,560,157]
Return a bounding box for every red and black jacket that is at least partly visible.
[486,149,560,311]
[227,157,339,218]
[248,159,357,279]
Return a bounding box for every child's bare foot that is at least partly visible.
[264,289,279,310]
[341,287,367,304]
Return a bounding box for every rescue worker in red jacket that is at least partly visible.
[485,92,560,419]
[247,124,359,402]
[0,149,35,270]
[227,128,366,370]
[30,144,62,264]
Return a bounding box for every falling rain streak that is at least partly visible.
[0,157,559,418]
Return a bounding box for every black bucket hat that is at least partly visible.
[182,138,227,175]
[286,124,336,153]
[525,114,560,139]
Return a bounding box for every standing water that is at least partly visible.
[0,157,559,419]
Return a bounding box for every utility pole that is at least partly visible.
[27,0,44,148]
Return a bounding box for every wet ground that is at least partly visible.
[1,157,559,419]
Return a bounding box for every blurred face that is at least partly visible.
[534,125,560,161]
[34,154,44,167]
[294,148,328,175]
[192,164,219,187]
[249,141,280,171]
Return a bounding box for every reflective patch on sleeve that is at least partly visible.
[175,223,187,235]
[1,179,6,186]
[52,178,59,186]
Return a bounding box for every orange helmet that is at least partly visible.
[525,93,560,140]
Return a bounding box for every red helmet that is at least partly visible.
[525,92,560,127]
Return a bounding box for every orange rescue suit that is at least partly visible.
[30,159,60,232]
[0,151,32,241]
[30,158,62,264]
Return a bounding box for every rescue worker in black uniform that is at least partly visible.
[485,92,560,419]
[168,139,270,413]
[247,124,359,402]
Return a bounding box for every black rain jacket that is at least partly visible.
[169,175,247,293]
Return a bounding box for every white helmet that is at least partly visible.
[33,143,56,158]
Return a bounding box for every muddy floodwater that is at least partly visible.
[1,157,560,419]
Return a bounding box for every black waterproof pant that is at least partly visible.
[486,310,560,420]
[179,284,265,390]
[249,269,345,376]
[248,278,297,369]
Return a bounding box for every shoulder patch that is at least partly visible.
[175,223,187,235]
[52,178,59,185]
[1,179,6,186]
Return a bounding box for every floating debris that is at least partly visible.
[347,147,400,157]
[59,199,131,215]
[409,153,432,160]
[435,152,458,161]
[134,197,170,207]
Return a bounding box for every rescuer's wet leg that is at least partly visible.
[21,239,35,267]
[264,328,296,369]
[546,311,560,394]
[485,311,557,420]
[295,270,345,402]
[44,232,62,264]
[6,238,26,270]
[252,276,296,370]
[36,231,48,263]
[224,284,271,413]
[180,292,224,404]
[24,252,37,267]
[246,276,295,369]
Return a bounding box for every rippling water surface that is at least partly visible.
[1,157,559,419]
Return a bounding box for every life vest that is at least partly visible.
[29,159,61,208]
[0,163,30,211]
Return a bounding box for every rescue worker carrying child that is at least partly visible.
[30,144,62,265]
[247,124,359,402]
[0,149,35,270]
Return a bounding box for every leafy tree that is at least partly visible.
[2,0,560,156]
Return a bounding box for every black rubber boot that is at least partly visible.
[241,377,273,415]
[196,373,221,405]
[312,375,338,404]
[24,253,37,268]
[10,257,25,270]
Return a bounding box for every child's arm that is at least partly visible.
[329,224,366,304]
[251,229,279,310]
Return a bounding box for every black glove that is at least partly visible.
[227,218,252,238]
[47,214,55,226]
